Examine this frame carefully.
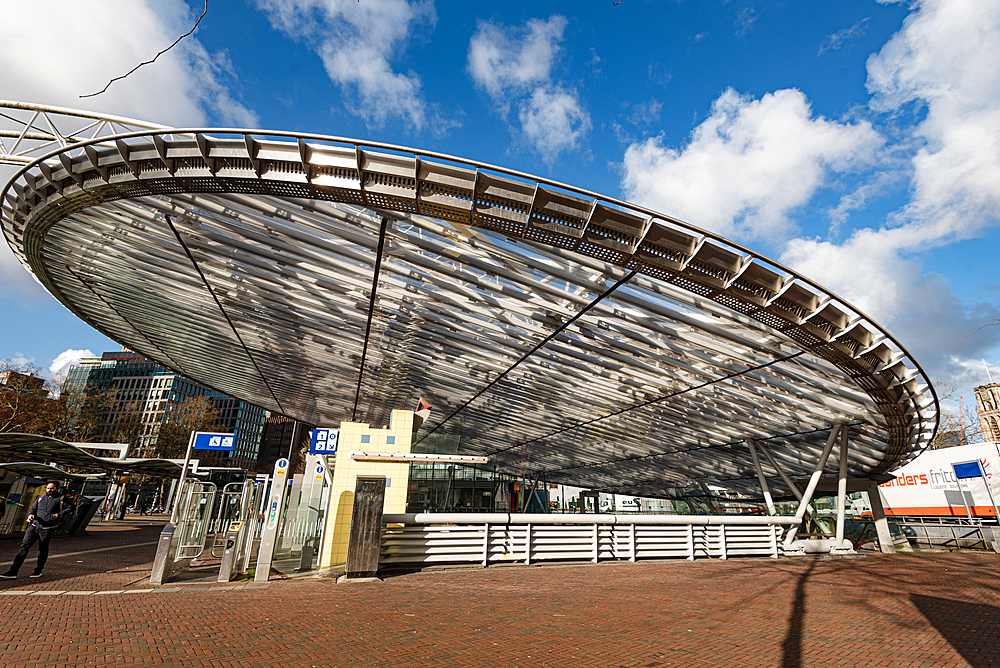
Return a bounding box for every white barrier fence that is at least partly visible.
[381,513,802,567]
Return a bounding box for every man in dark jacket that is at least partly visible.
[1,482,70,579]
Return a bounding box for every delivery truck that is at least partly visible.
[877,442,1000,519]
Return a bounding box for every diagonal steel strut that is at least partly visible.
[353,215,390,421]
[165,214,285,414]
[416,269,638,442]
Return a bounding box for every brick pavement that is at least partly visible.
[1,520,999,667]
[0,518,166,591]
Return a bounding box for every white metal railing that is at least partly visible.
[380,513,800,567]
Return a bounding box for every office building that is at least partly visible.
[65,351,265,469]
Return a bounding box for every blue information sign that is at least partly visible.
[953,461,983,479]
[193,432,236,451]
[310,428,339,455]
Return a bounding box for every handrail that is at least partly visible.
[382,512,802,526]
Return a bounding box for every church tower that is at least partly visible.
[975,383,1000,443]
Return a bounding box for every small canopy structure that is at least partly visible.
[0,434,199,478]
[0,462,107,481]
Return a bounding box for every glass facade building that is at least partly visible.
[65,351,266,469]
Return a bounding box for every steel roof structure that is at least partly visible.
[0,462,107,482]
[1,102,938,498]
[0,433,196,478]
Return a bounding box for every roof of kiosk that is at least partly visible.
[0,433,199,478]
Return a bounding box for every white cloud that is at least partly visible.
[468,16,567,111]
[7,353,37,370]
[620,0,1000,397]
[781,233,1000,370]
[467,16,590,165]
[621,88,881,241]
[49,349,95,377]
[518,87,591,165]
[937,356,1000,398]
[629,99,663,126]
[256,0,436,130]
[866,0,1000,246]
[818,17,870,56]
[1,0,257,300]
[827,170,905,236]
[781,0,1000,386]
[611,99,664,145]
[0,0,256,127]
[734,5,758,36]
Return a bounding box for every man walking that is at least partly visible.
[1,482,68,579]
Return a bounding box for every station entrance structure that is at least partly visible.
[1,102,938,569]
[0,433,204,537]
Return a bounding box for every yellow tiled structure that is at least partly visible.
[319,409,413,571]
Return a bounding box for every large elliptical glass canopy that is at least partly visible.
[1,106,938,498]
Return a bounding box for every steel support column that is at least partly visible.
[830,425,855,554]
[835,426,849,543]
[747,438,775,515]
[783,422,843,547]
[757,443,802,500]
[866,481,896,554]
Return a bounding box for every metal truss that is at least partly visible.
[0,111,940,497]
[0,100,171,167]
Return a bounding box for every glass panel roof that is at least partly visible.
[1,130,938,497]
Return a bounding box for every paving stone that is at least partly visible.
[2,519,999,667]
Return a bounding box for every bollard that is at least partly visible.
[217,529,242,582]
[150,523,177,585]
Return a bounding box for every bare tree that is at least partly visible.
[56,387,117,442]
[0,358,58,436]
[927,382,983,449]
[111,401,147,454]
[153,395,223,460]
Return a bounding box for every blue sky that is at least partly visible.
[2,0,999,416]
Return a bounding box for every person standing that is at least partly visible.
[1,482,68,579]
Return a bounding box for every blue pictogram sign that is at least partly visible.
[310,428,339,455]
[953,461,984,479]
[193,432,236,451]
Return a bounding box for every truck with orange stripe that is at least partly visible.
[876,442,1000,519]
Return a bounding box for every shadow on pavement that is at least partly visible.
[912,594,1000,667]
[780,558,816,668]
